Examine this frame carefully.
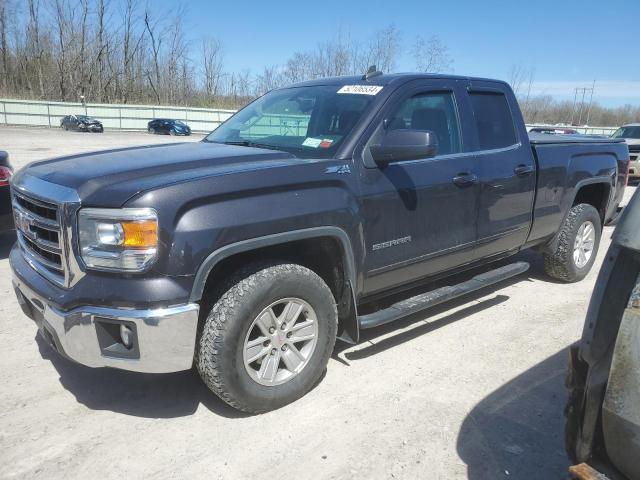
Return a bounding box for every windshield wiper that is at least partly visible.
[220,140,282,151]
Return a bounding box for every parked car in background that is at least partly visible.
[565,188,640,480]
[529,127,580,135]
[60,115,104,133]
[147,119,191,136]
[0,150,13,233]
[612,124,640,182]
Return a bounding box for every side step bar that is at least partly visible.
[358,261,530,330]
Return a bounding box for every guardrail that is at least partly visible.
[0,98,236,133]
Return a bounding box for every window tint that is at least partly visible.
[469,92,517,150]
[387,92,461,155]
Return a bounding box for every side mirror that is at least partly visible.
[370,129,438,166]
[0,151,7,163]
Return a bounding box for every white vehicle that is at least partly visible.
[612,124,640,181]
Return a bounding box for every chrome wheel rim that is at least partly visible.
[243,298,318,386]
[573,220,596,268]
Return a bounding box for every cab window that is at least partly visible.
[469,91,518,150]
[386,92,462,156]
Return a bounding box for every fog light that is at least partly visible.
[120,324,134,349]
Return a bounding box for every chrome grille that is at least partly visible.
[628,145,640,153]
[12,190,66,284]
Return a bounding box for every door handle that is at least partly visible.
[452,173,478,187]
[514,164,534,176]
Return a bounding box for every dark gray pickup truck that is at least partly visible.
[10,72,629,413]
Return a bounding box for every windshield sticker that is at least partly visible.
[337,85,383,95]
[319,139,334,148]
[302,137,322,148]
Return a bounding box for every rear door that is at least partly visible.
[466,82,536,259]
[358,79,481,296]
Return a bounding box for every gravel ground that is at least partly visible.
[0,126,635,480]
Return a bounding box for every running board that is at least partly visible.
[358,261,530,330]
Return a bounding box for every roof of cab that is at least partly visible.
[286,72,510,89]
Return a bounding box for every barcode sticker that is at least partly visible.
[337,85,383,95]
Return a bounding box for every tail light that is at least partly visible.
[0,166,12,187]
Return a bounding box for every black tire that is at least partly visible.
[149,127,155,134]
[544,203,602,282]
[169,129,176,136]
[196,262,337,413]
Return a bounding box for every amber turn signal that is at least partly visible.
[122,220,158,248]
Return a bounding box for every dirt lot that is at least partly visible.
[0,126,635,479]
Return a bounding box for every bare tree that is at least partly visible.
[143,7,162,104]
[254,65,283,96]
[353,24,400,74]
[201,36,224,99]
[413,35,452,73]
[0,0,11,92]
[508,64,535,98]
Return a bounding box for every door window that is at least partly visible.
[386,92,462,156]
[469,92,518,150]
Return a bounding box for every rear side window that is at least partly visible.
[469,92,517,150]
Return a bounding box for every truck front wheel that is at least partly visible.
[196,262,337,413]
[544,203,602,282]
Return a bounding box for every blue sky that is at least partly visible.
[183,0,640,106]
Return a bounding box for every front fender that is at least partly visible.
[189,226,357,302]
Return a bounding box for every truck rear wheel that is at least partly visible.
[196,262,337,413]
[544,203,602,282]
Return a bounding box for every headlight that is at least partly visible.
[78,208,158,272]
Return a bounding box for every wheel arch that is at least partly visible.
[571,178,612,225]
[190,227,360,343]
[541,177,612,255]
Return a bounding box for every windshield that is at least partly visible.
[77,115,96,122]
[612,126,640,139]
[205,85,377,158]
[173,120,186,126]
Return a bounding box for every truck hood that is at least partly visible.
[19,141,299,207]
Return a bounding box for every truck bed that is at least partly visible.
[526,134,629,246]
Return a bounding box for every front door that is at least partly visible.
[359,80,480,296]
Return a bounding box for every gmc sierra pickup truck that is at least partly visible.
[10,72,629,413]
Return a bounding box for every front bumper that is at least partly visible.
[12,265,200,374]
[79,124,103,132]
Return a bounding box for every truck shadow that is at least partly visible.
[35,334,249,419]
[456,348,570,479]
[340,294,510,361]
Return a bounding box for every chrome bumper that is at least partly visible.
[12,276,199,373]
